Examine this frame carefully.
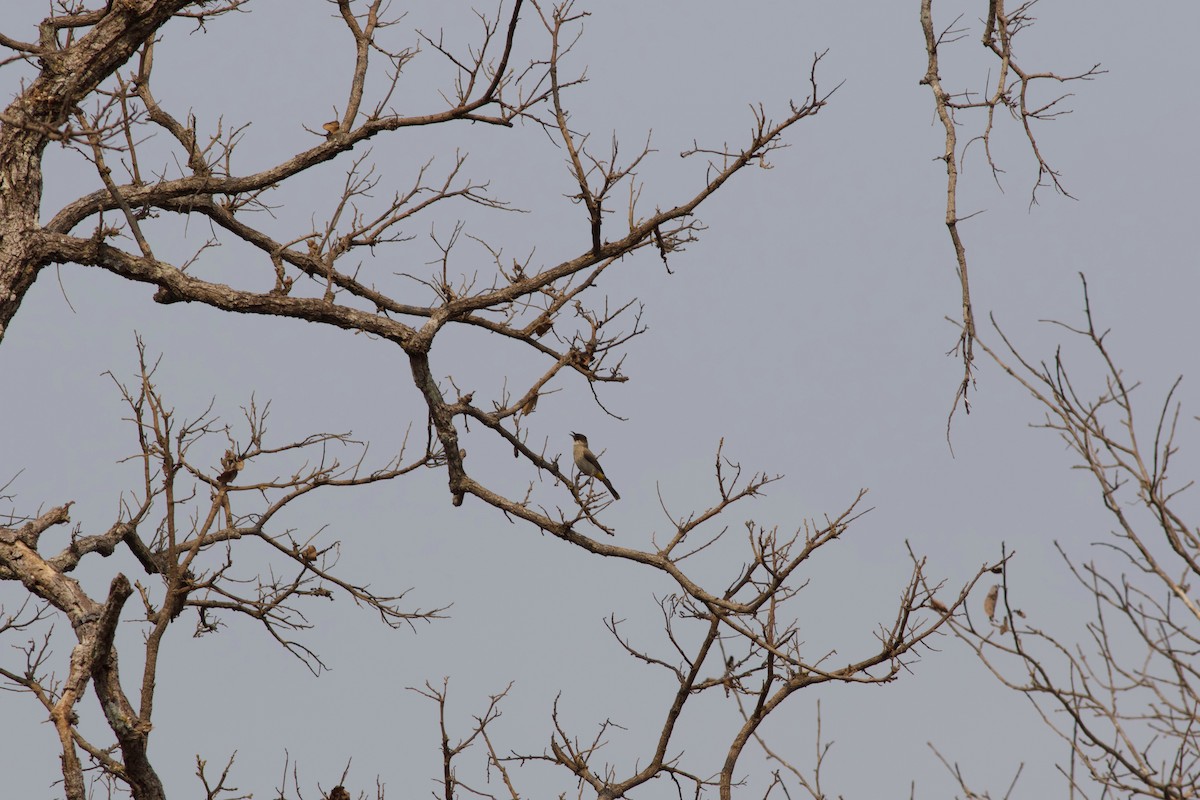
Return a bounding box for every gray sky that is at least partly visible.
[3,1,1199,797]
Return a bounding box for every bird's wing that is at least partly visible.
[583,451,606,474]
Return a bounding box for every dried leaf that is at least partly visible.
[984,585,999,621]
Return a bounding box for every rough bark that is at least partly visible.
[0,0,193,342]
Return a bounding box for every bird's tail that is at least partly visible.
[600,475,620,501]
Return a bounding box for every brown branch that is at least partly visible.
[920,0,1101,429]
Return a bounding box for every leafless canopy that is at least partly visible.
[919,0,1102,421]
[936,279,1200,800]
[0,2,988,800]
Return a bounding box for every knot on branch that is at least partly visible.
[152,285,183,305]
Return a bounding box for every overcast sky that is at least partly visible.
[3,2,1199,797]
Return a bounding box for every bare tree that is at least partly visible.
[918,4,1200,798]
[937,282,1200,800]
[0,3,983,799]
[919,0,1102,418]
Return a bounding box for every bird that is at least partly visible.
[571,431,620,500]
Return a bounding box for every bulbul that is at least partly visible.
[571,432,620,500]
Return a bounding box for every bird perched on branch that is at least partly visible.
[571,431,620,500]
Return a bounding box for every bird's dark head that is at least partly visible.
[571,431,587,443]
